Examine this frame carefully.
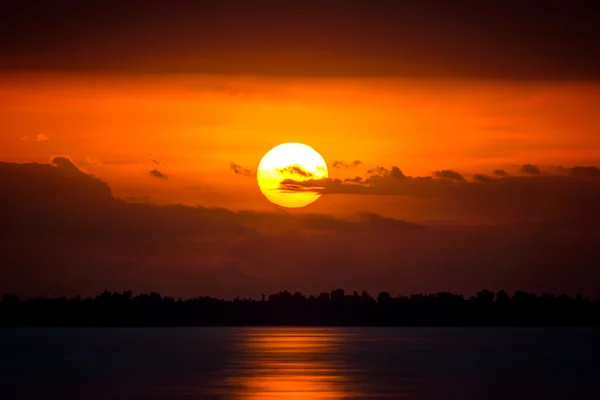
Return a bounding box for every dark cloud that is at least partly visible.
[332,160,362,169]
[366,166,406,181]
[123,196,151,203]
[280,164,600,198]
[519,164,541,175]
[345,176,363,183]
[2,159,600,299]
[279,164,600,225]
[1,160,247,240]
[230,162,253,177]
[50,156,80,172]
[149,169,168,180]
[568,166,600,178]
[0,159,114,237]
[277,165,314,178]
[433,170,465,181]
[473,174,493,183]
[151,159,160,164]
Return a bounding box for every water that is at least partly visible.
[0,327,598,399]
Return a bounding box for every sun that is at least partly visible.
[257,143,328,208]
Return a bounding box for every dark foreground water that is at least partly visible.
[1,327,599,399]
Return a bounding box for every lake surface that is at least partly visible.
[1,327,598,399]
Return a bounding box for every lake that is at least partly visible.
[1,327,598,399]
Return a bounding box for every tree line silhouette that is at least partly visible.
[1,289,599,326]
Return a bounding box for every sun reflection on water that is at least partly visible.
[222,328,359,399]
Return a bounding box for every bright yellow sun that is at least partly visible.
[257,143,328,208]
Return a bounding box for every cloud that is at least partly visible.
[149,169,168,180]
[279,164,600,199]
[473,174,493,183]
[230,162,252,176]
[366,166,406,180]
[20,134,49,141]
[151,159,160,164]
[278,164,600,225]
[332,160,362,169]
[519,164,541,175]
[123,196,151,203]
[277,164,314,178]
[1,158,600,299]
[433,170,465,181]
[1,157,114,222]
[568,166,600,178]
[50,156,82,173]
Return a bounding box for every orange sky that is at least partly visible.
[1,73,599,218]
[3,2,600,299]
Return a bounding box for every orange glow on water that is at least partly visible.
[225,328,357,399]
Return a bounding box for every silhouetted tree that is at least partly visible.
[474,289,495,304]
[0,288,598,327]
[495,290,510,304]
[377,292,392,304]
[331,289,345,302]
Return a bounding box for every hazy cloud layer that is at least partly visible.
[564,166,600,178]
[1,158,600,299]
[2,2,599,79]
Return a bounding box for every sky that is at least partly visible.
[1,1,599,298]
